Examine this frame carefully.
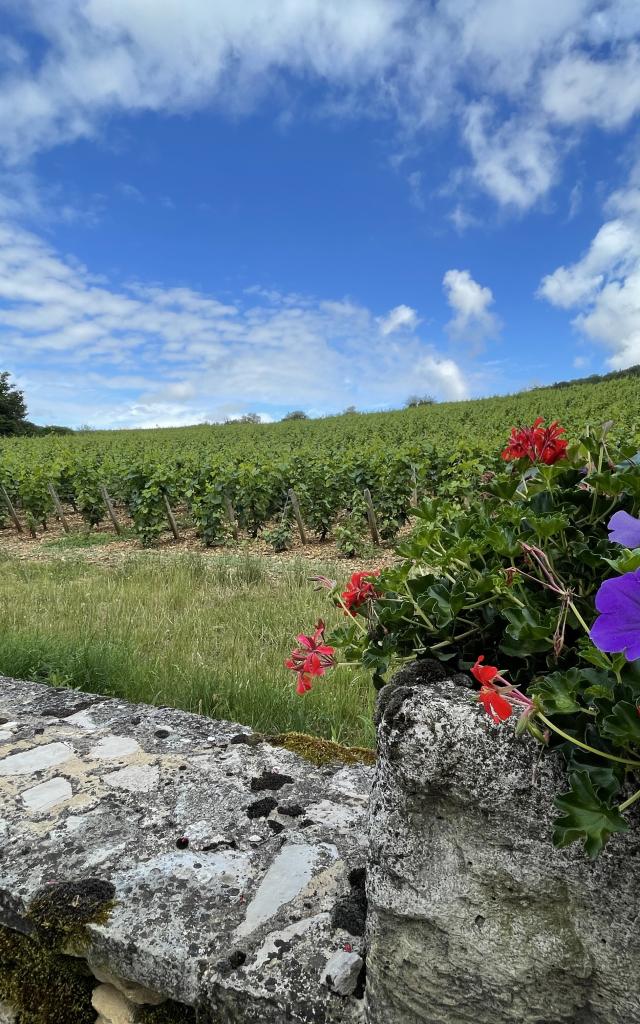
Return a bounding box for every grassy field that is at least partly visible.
[0,550,375,747]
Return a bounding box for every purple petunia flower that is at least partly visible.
[591,568,640,661]
[608,510,640,549]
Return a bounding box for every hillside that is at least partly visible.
[0,370,638,549]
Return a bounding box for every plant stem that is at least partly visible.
[536,711,640,767]
[334,592,368,635]
[567,600,592,637]
[619,788,640,813]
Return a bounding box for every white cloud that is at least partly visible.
[539,181,640,367]
[541,45,640,129]
[0,218,468,426]
[0,1,638,213]
[448,204,479,233]
[443,268,500,345]
[377,304,419,335]
[463,103,560,210]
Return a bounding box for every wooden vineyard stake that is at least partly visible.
[223,496,239,541]
[287,488,307,545]
[162,493,180,540]
[0,484,23,534]
[363,488,381,545]
[411,466,419,508]
[47,483,70,533]
[100,484,121,535]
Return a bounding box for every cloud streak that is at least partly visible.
[0,219,468,427]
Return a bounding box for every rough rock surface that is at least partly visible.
[0,677,371,1023]
[366,673,640,1024]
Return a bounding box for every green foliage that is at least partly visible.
[553,771,629,859]
[0,371,28,436]
[334,516,371,558]
[1,370,640,545]
[263,519,293,552]
[326,427,640,857]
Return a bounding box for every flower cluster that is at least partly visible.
[341,570,380,615]
[471,655,534,724]
[285,620,336,695]
[501,417,568,466]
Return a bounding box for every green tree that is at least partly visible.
[0,372,28,435]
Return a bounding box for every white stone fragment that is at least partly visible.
[89,735,141,759]
[90,964,166,1006]
[65,709,98,731]
[0,742,73,776]
[21,776,72,812]
[235,843,323,939]
[322,949,364,996]
[104,764,159,793]
[0,732,13,743]
[91,983,136,1024]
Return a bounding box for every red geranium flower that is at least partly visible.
[285,620,336,695]
[501,417,568,466]
[471,656,513,724]
[478,685,513,724]
[341,570,381,615]
[470,655,499,685]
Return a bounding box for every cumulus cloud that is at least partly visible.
[443,269,500,345]
[0,219,468,426]
[539,181,640,367]
[0,2,638,212]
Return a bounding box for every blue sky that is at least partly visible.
[0,2,639,428]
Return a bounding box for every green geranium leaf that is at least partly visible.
[577,638,615,671]
[600,701,640,749]
[524,512,570,539]
[531,669,582,715]
[553,771,629,859]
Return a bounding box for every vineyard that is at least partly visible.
[1,372,640,552]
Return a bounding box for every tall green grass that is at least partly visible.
[0,552,375,746]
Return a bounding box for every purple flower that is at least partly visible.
[591,568,640,661]
[608,510,640,549]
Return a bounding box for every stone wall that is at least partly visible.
[2,670,640,1024]
[366,668,640,1024]
[0,677,371,1023]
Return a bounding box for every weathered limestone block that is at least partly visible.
[0,677,371,1023]
[366,670,640,1024]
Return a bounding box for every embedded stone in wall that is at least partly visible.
[366,672,640,1024]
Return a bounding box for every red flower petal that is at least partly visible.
[470,655,499,685]
[478,686,512,724]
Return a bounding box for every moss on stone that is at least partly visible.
[269,731,376,767]
[27,878,116,953]
[137,1000,196,1023]
[0,879,117,1023]
[0,925,96,1024]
